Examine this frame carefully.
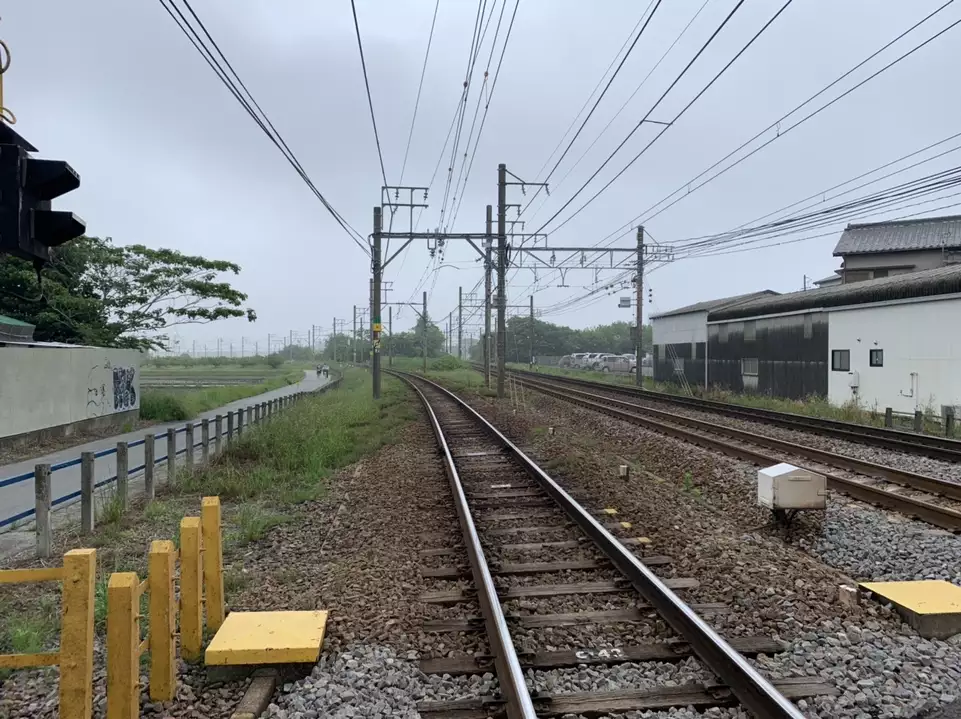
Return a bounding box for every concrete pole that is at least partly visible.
[372,205,382,399]
[496,163,508,398]
[485,205,492,388]
[635,226,644,387]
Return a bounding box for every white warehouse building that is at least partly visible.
[705,265,961,416]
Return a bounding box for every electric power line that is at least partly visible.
[158,0,369,256]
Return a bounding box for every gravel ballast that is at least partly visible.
[451,386,961,718]
[264,644,493,719]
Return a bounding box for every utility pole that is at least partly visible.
[267,334,272,358]
[388,305,393,367]
[289,329,294,360]
[241,337,245,358]
[457,286,463,360]
[352,306,357,364]
[255,341,259,357]
[332,316,337,362]
[635,226,644,387]
[372,205,383,400]
[422,291,428,374]
[529,295,534,368]
[496,163,507,398]
[484,205,493,388]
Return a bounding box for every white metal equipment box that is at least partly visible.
[757,463,827,511]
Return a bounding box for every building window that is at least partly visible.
[718,324,729,343]
[832,349,850,372]
[803,313,813,340]
[741,358,759,376]
[744,320,756,342]
[870,349,883,367]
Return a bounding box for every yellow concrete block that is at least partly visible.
[619,521,632,529]
[637,537,652,545]
[205,611,329,666]
[860,580,961,639]
[603,508,617,516]
[860,580,961,614]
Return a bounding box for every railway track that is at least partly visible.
[513,372,961,532]
[502,366,961,464]
[392,371,835,719]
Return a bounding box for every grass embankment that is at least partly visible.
[139,369,304,421]
[388,355,491,395]
[0,368,413,670]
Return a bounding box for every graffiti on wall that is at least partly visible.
[85,359,139,417]
[113,366,137,410]
[86,360,111,417]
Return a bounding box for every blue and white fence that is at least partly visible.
[0,385,332,558]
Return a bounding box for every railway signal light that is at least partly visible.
[0,127,85,264]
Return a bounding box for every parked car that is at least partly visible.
[558,355,573,368]
[579,352,602,369]
[597,354,632,372]
[571,352,592,368]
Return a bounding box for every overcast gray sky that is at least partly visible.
[4,0,961,354]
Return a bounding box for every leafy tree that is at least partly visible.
[0,236,256,350]
[468,318,653,363]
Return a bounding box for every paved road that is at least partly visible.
[0,371,330,532]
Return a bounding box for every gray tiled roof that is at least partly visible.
[708,265,961,321]
[833,215,961,256]
[651,290,778,319]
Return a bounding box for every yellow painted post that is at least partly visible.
[180,517,203,663]
[201,497,225,631]
[107,572,139,719]
[148,540,176,701]
[59,548,96,719]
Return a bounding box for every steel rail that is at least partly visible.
[392,373,537,719]
[501,367,961,462]
[519,374,961,501]
[519,375,961,532]
[394,370,805,719]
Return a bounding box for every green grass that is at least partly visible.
[177,368,415,506]
[390,356,490,395]
[233,505,288,545]
[0,594,59,678]
[139,370,303,422]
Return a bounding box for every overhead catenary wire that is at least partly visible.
[519,0,663,216]
[539,0,796,238]
[446,0,509,227]
[525,0,714,224]
[448,0,522,229]
[399,0,440,187]
[157,0,369,256]
[597,0,960,247]
[437,0,494,229]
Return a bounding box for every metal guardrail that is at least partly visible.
[0,376,342,545]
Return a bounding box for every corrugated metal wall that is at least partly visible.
[706,312,828,398]
[653,342,707,386]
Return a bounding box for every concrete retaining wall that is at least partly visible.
[0,345,142,444]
